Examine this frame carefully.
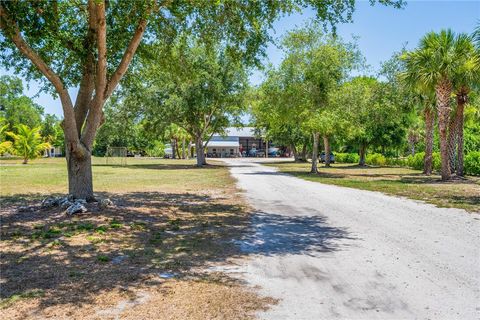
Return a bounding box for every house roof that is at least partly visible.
[205,141,240,148]
[215,127,258,138]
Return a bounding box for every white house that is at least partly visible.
[205,127,268,158]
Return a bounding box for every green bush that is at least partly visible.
[405,152,441,171]
[386,157,408,167]
[334,152,359,163]
[406,152,425,170]
[365,153,387,166]
[465,151,480,176]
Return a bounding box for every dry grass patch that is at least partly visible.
[0,159,273,319]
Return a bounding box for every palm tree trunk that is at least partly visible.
[323,135,331,167]
[423,107,434,175]
[456,90,467,176]
[435,80,452,181]
[310,132,319,173]
[447,110,458,174]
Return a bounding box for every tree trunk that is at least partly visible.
[292,144,299,162]
[66,149,94,201]
[359,144,366,166]
[456,91,467,176]
[23,157,28,164]
[181,138,186,159]
[423,107,434,175]
[175,139,181,159]
[323,135,331,167]
[300,144,307,162]
[436,80,452,181]
[195,136,206,167]
[447,110,457,174]
[310,132,319,173]
[171,139,176,159]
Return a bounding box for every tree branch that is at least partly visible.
[104,16,149,100]
[81,0,107,149]
[73,0,97,135]
[0,5,83,154]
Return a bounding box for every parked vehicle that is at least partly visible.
[320,152,335,163]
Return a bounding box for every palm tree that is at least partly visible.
[451,33,480,176]
[402,30,470,180]
[7,124,50,164]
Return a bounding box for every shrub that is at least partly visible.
[365,153,387,166]
[406,152,425,170]
[334,152,359,163]
[465,151,480,176]
[386,157,408,167]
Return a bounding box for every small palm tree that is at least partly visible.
[402,30,471,180]
[7,125,50,164]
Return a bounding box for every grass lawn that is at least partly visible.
[266,161,480,213]
[0,157,273,319]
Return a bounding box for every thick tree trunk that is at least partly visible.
[310,132,319,173]
[66,149,94,201]
[359,144,366,166]
[456,91,467,176]
[171,139,177,159]
[323,135,331,167]
[436,81,452,181]
[423,108,434,175]
[195,136,206,167]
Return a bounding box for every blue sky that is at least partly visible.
[2,0,479,117]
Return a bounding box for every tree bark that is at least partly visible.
[300,144,307,162]
[447,109,458,174]
[310,132,319,173]
[359,144,366,166]
[292,144,299,162]
[323,135,331,167]
[456,90,467,176]
[181,138,186,159]
[435,80,452,181]
[423,107,434,175]
[66,149,94,201]
[195,136,206,167]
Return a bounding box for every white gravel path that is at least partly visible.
[219,159,480,320]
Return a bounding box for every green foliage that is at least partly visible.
[365,153,387,166]
[0,76,43,131]
[334,152,359,163]
[464,152,480,176]
[405,152,441,171]
[6,125,50,164]
[464,123,480,154]
[145,140,166,158]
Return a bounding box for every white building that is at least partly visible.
[205,127,268,158]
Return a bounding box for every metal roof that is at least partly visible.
[215,127,258,138]
[205,141,240,148]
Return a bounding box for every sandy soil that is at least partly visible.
[220,159,480,320]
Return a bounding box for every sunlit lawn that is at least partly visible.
[266,161,480,212]
[0,157,232,201]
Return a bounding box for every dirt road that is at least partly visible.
[220,159,480,320]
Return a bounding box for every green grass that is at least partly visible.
[0,157,232,201]
[267,161,480,212]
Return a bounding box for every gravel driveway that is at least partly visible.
[220,159,480,320]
